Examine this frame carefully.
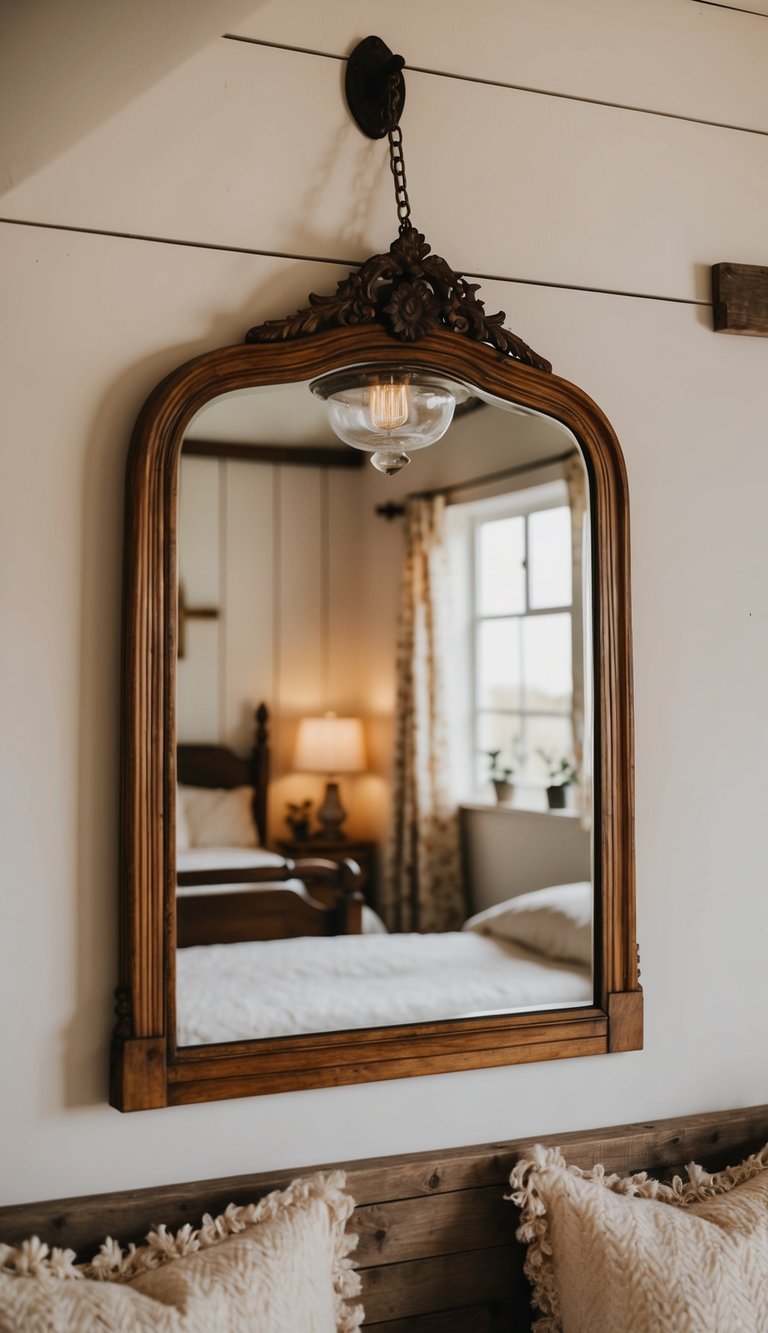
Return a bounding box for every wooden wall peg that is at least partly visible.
[712,263,768,336]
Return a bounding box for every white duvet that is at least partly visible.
[176,931,592,1046]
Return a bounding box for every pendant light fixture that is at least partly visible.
[310,365,466,474]
[246,36,552,475]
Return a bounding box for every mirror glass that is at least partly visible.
[175,375,594,1047]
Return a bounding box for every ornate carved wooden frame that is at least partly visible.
[111,324,641,1111]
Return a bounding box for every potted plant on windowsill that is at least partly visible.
[537,750,578,810]
[487,750,515,806]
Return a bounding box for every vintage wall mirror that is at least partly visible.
[111,38,640,1110]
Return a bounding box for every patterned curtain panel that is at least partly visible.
[383,496,466,933]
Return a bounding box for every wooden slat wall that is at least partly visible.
[0,1105,765,1329]
[5,41,768,304]
[231,0,768,133]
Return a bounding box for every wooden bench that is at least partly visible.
[1,1104,766,1330]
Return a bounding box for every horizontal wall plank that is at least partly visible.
[359,1246,514,1324]
[365,1300,531,1332]
[354,1185,515,1267]
[1,1104,764,1257]
[705,0,768,13]
[4,41,768,303]
[232,0,768,134]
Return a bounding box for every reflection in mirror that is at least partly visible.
[174,379,593,1047]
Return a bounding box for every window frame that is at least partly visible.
[451,479,580,800]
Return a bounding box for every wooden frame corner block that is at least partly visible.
[607,990,643,1052]
[111,1037,168,1111]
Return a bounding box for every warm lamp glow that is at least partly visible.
[293,713,367,839]
[369,381,409,432]
[294,714,366,776]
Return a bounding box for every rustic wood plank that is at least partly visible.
[364,1298,533,1331]
[2,1105,765,1258]
[354,1185,515,1267]
[359,1246,514,1324]
[712,262,768,336]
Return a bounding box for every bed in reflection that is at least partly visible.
[176,707,367,946]
[175,707,592,1045]
[176,880,592,1046]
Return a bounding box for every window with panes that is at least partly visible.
[471,486,574,791]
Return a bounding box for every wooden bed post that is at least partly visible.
[250,703,270,846]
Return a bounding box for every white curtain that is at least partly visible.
[383,496,466,933]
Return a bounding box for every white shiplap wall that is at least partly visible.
[1,1,768,1205]
[176,453,373,839]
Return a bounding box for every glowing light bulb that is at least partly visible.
[368,382,410,433]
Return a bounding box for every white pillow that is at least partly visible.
[508,1143,768,1333]
[180,784,259,849]
[0,1172,363,1333]
[463,882,591,967]
[175,785,191,852]
[361,906,388,935]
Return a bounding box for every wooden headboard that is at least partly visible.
[177,701,270,845]
[1,1104,765,1329]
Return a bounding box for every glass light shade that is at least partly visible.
[310,367,467,473]
[293,714,367,775]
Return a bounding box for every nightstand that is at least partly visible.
[276,837,378,909]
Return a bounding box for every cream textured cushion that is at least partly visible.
[0,1172,362,1333]
[508,1143,768,1333]
[463,882,591,967]
[180,784,259,849]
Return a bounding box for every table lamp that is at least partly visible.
[293,713,366,839]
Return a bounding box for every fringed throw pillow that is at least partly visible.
[0,1171,363,1333]
[508,1143,768,1333]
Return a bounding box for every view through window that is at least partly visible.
[447,479,579,800]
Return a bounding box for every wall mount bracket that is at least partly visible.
[345,35,406,139]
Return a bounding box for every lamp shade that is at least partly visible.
[293,714,366,775]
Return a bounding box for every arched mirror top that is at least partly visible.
[131,326,627,490]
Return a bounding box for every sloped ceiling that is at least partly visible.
[0,0,259,192]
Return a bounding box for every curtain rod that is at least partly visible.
[374,447,577,520]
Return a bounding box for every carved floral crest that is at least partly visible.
[245,226,552,373]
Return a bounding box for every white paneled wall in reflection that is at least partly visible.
[177,454,370,837]
[177,456,365,738]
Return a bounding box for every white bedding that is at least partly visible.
[176,931,592,1046]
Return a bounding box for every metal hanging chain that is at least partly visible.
[384,74,412,232]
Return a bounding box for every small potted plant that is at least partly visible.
[537,750,578,810]
[285,798,313,841]
[486,750,515,805]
